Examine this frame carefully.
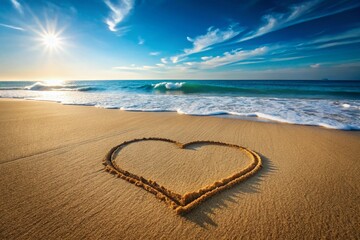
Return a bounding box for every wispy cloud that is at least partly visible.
[185,24,241,55]
[111,1,360,77]
[170,56,180,64]
[188,46,269,69]
[269,56,307,62]
[334,61,360,68]
[201,56,212,61]
[298,26,360,49]
[0,23,25,31]
[170,24,242,63]
[239,0,322,42]
[10,0,23,15]
[151,1,360,75]
[307,27,360,47]
[149,51,161,56]
[310,63,320,68]
[104,0,134,33]
[138,36,145,45]
[237,0,360,43]
[234,55,307,65]
[198,25,360,68]
[114,45,269,73]
[318,39,360,48]
[113,24,360,74]
[113,65,158,71]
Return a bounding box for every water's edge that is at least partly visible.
[1,96,358,131]
[1,80,359,130]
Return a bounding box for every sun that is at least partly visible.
[41,32,62,50]
[31,17,67,54]
[43,33,59,48]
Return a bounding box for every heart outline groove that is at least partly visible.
[103,137,262,214]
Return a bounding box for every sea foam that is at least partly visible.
[0,80,359,130]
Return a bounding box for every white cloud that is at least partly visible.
[149,51,161,56]
[113,46,269,74]
[186,36,193,42]
[170,56,179,63]
[104,0,134,32]
[138,36,145,45]
[113,65,156,71]
[10,0,23,14]
[296,27,360,49]
[238,0,360,43]
[253,16,278,38]
[239,0,319,42]
[196,46,269,69]
[184,24,241,55]
[201,56,212,61]
[109,62,359,80]
[0,23,25,31]
[157,46,269,70]
[269,56,306,62]
[334,62,360,68]
[234,55,307,65]
[310,63,320,68]
[168,24,242,63]
[317,39,360,49]
[307,27,360,45]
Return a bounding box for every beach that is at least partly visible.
[1,98,359,239]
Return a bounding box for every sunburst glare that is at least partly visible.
[42,32,61,49]
[31,16,67,54]
[39,30,64,52]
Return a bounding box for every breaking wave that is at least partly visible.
[1,80,359,130]
[138,81,360,98]
[24,82,95,91]
[0,82,96,92]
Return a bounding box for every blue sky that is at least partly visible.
[0,0,359,80]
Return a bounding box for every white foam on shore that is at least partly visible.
[1,89,359,130]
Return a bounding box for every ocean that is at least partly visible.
[1,80,359,130]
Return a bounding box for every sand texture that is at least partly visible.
[1,99,360,239]
[104,138,262,214]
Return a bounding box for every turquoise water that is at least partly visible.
[1,80,360,130]
[2,80,358,99]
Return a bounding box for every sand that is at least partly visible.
[0,98,359,239]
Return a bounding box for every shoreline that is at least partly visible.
[1,98,359,239]
[0,97,358,131]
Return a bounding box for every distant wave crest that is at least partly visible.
[23,82,95,91]
[152,82,186,90]
[138,81,360,98]
[140,82,248,94]
[1,80,360,130]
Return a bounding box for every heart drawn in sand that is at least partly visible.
[103,138,262,214]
